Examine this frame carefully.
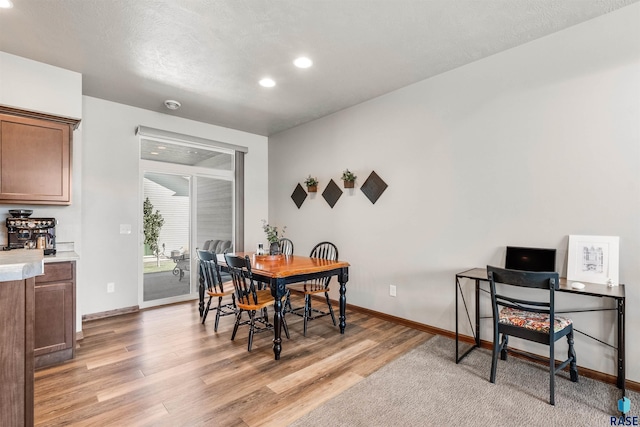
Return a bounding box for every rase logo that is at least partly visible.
[610,416,639,426]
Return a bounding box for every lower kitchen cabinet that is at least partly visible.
[34,261,76,368]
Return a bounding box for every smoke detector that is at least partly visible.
[164,100,181,110]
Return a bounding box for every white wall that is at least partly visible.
[0,51,84,331]
[81,96,268,315]
[0,52,82,118]
[268,5,640,382]
[0,50,269,329]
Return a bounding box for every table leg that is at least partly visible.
[339,268,348,334]
[273,298,283,360]
[272,278,285,360]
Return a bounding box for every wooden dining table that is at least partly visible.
[209,252,350,360]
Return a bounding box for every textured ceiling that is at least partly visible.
[0,0,637,136]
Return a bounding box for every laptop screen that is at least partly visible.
[505,246,556,272]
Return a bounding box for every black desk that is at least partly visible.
[455,267,626,393]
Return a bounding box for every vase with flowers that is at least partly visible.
[261,219,286,255]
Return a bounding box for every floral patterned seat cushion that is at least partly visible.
[499,307,572,333]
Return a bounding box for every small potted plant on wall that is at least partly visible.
[305,175,318,192]
[341,169,357,188]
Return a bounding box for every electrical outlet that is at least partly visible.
[389,285,397,297]
[107,282,115,293]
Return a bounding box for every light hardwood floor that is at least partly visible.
[35,297,433,426]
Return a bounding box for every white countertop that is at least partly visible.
[0,249,44,281]
[44,250,80,263]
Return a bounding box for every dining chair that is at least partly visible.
[487,265,578,405]
[285,241,338,336]
[199,250,236,331]
[224,253,289,351]
[279,238,294,255]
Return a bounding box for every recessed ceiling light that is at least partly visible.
[150,152,159,155]
[157,146,166,150]
[164,99,181,110]
[294,57,313,68]
[0,0,14,9]
[259,78,276,88]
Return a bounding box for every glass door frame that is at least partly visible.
[138,155,235,309]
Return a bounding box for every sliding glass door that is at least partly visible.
[196,176,233,256]
[142,172,191,302]
[139,137,234,308]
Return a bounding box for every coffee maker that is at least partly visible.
[6,210,57,255]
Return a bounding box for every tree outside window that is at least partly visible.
[143,197,165,267]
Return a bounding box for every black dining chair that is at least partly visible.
[279,238,294,255]
[199,250,236,331]
[487,265,578,405]
[224,253,289,351]
[285,241,338,336]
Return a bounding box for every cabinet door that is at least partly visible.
[0,113,71,204]
[34,281,74,356]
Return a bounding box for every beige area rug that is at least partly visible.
[290,335,638,427]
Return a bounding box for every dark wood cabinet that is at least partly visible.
[0,106,80,205]
[0,276,35,427]
[34,261,76,369]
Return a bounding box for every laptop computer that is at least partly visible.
[505,246,556,272]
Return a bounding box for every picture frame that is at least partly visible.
[567,235,619,286]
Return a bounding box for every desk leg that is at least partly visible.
[475,279,480,347]
[455,276,481,363]
[339,268,348,334]
[456,276,459,362]
[618,298,625,391]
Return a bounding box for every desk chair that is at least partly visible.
[487,266,578,405]
[199,250,236,331]
[285,241,338,336]
[225,253,289,352]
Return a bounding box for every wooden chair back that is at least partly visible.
[198,250,226,294]
[279,238,294,255]
[487,265,559,343]
[308,241,338,290]
[310,241,338,261]
[224,253,259,306]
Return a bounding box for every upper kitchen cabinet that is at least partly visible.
[0,106,80,205]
